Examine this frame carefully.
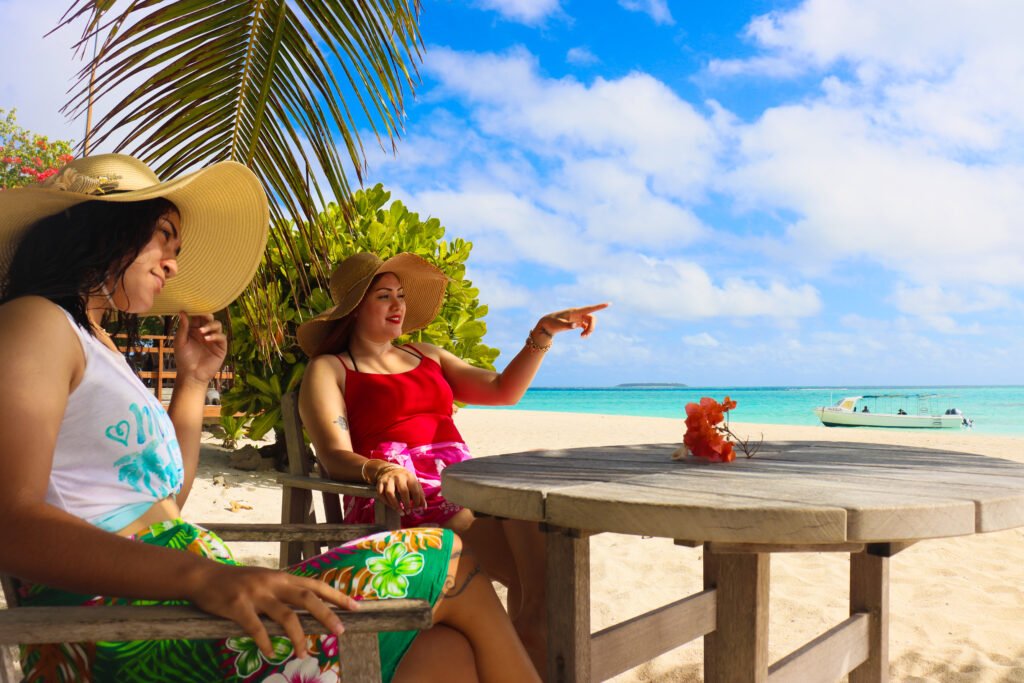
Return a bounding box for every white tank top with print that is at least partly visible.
[48,309,184,532]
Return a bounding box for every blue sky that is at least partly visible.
[4,0,1024,387]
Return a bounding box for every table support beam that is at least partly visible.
[849,550,889,683]
[590,588,717,681]
[546,526,591,683]
[767,612,870,683]
[704,548,770,682]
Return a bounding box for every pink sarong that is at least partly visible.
[344,441,471,527]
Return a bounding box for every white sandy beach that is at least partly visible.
[181,409,1024,682]
[5,410,1022,681]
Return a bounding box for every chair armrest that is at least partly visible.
[200,523,383,543]
[0,600,431,644]
[277,474,378,499]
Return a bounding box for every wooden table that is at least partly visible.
[441,441,1024,683]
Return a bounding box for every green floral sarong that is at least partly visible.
[18,521,453,682]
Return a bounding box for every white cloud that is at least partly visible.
[724,100,1024,285]
[423,47,719,200]
[683,332,719,347]
[618,0,674,26]
[740,0,1023,77]
[465,268,532,309]
[566,46,599,66]
[571,254,821,320]
[889,283,1012,317]
[471,0,562,25]
[541,158,706,247]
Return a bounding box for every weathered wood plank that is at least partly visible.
[338,632,382,683]
[546,527,590,683]
[545,479,849,544]
[708,542,865,555]
[0,601,431,644]
[704,550,770,683]
[276,473,378,499]
[0,646,16,683]
[590,589,716,681]
[849,551,889,683]
[447,441,1024,544]
[767,612,870,683]
[202,523,381,543]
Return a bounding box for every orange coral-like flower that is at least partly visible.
[683,396,737,463]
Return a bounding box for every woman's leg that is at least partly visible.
[453,513,548,671]
[431,535,540,683]
[450,512,520,615]
[393,625,479,683]
[501,519,548,675]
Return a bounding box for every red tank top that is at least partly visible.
[341,348,465,455]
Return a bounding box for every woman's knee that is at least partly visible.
[394,624,478,683]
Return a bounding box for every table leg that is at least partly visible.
[849,550,889,683]
[545,527,590,683]
[703,548,770,683]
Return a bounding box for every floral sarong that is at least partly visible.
[344,441,471,527]
[18,521,453,682]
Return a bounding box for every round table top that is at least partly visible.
[441,441,1024,544]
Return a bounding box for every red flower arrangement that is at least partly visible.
[675,396,761,463]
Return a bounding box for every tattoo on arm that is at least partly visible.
[444,563,482,599]
[334,416,348,431]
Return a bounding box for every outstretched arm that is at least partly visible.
[436,302,610,406]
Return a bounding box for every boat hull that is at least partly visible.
[813,409,964,429]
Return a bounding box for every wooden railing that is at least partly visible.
[114,334,234,420]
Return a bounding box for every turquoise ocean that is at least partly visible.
[476,386,1024,436]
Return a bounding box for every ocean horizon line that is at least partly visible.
[477,385,1024,436]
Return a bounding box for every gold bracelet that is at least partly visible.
[360,459,374,484]
[525,330,552,352]
[373,463,402,485]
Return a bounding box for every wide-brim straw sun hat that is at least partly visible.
[297,252,449,356]
[0,153,269,315]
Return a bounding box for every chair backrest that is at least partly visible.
[0,577,19,609]
[281,391,344,523]
[278,392,399,567]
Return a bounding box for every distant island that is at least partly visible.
[616,383,688,388]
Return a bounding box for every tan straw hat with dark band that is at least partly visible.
[297,252,449,356]
[0,153,269,315]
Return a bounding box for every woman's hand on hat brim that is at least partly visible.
[173,312,228,386]
[538,302,610,339]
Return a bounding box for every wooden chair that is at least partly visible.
[277,392,400,567]
[0,520,430,683]
[1,390,415,683]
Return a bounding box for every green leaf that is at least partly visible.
[247,407,281,441]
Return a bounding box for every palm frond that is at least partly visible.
[58,0,423,354]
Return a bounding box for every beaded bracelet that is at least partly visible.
[524,331,552,352]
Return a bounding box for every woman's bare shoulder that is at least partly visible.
[0,296,76,342]
[406,341,443,362]
[0,297,83,377]
[307,352,346,371]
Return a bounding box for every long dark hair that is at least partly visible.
[2,198,178,349]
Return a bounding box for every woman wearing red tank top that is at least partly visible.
[297,252,608,674]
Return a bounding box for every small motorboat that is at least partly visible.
[813,394,973,429]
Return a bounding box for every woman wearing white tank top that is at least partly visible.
[0,155,538,682]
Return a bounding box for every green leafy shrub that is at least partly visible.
[221,184,498,443]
